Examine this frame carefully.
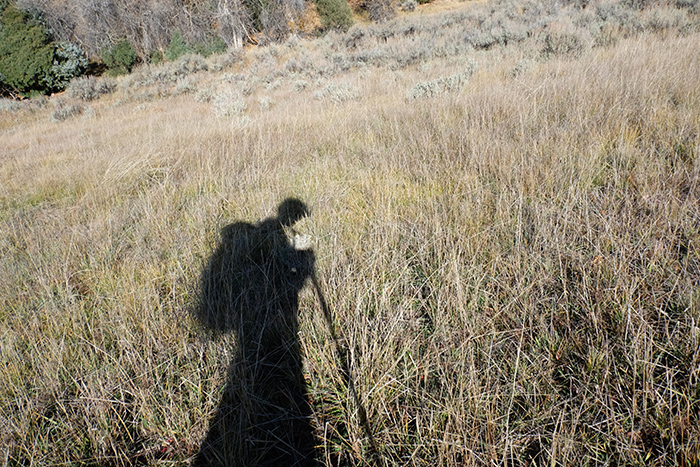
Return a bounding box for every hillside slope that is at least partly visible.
[1,0,699,465]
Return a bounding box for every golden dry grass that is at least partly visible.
[1,1,700,465]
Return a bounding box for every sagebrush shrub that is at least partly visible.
[195,87,214,102]
[171,54,209,76]
[175,77,197,94]
[645,7,688,32]
[213,90,247,116]
[258,95,274,110]
[314,82,359,103]
[51,102,83,122]
[676,0,700,14]
[67,75,117,101]
[509,59,533,78]
[294,80,309,92]
[208,48,242,72]
[67,76,98,101]
[406,60,477,99]
[541,31,588,58]
[367,0,396,23]
[96,77,117,95]
[0,97,21,112]
[401,0,417,12]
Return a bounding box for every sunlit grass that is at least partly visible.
[1,1,699,464]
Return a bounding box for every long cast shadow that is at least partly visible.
[193,198,318,467]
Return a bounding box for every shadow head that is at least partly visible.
[277,198,309,226]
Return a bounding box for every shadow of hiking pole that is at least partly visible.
[310,273,384,467]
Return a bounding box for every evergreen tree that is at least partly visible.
[0,3,87,95]
[0,4,55,94]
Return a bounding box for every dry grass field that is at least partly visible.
[1,0,700,465]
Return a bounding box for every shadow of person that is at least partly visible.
[193,198,318,467]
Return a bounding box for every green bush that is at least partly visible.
[192,36,227,58]
[314,0,354,31]
[149,49,164,65]
[101,40,138,75]
[0,5,55,94]
[165,31,190,61]
[166,32,224,62]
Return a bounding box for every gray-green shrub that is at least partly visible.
[258,95,274,110]
[213,90,247,116]
[0,97,21,112]
[46,41,88,91]
[509,59,533,78]
[314,82,359,103]
[95,77,117,95]
[67,76,98,101]
[294,80,309,92]
[401,0,417,12]
[406,60,477,100]
[68,75,116,101]
[51,102,83,122]
[540,30,588,59]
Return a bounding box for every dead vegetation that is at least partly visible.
[1,0,699,465]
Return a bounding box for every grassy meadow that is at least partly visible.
[1,0,700,465]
